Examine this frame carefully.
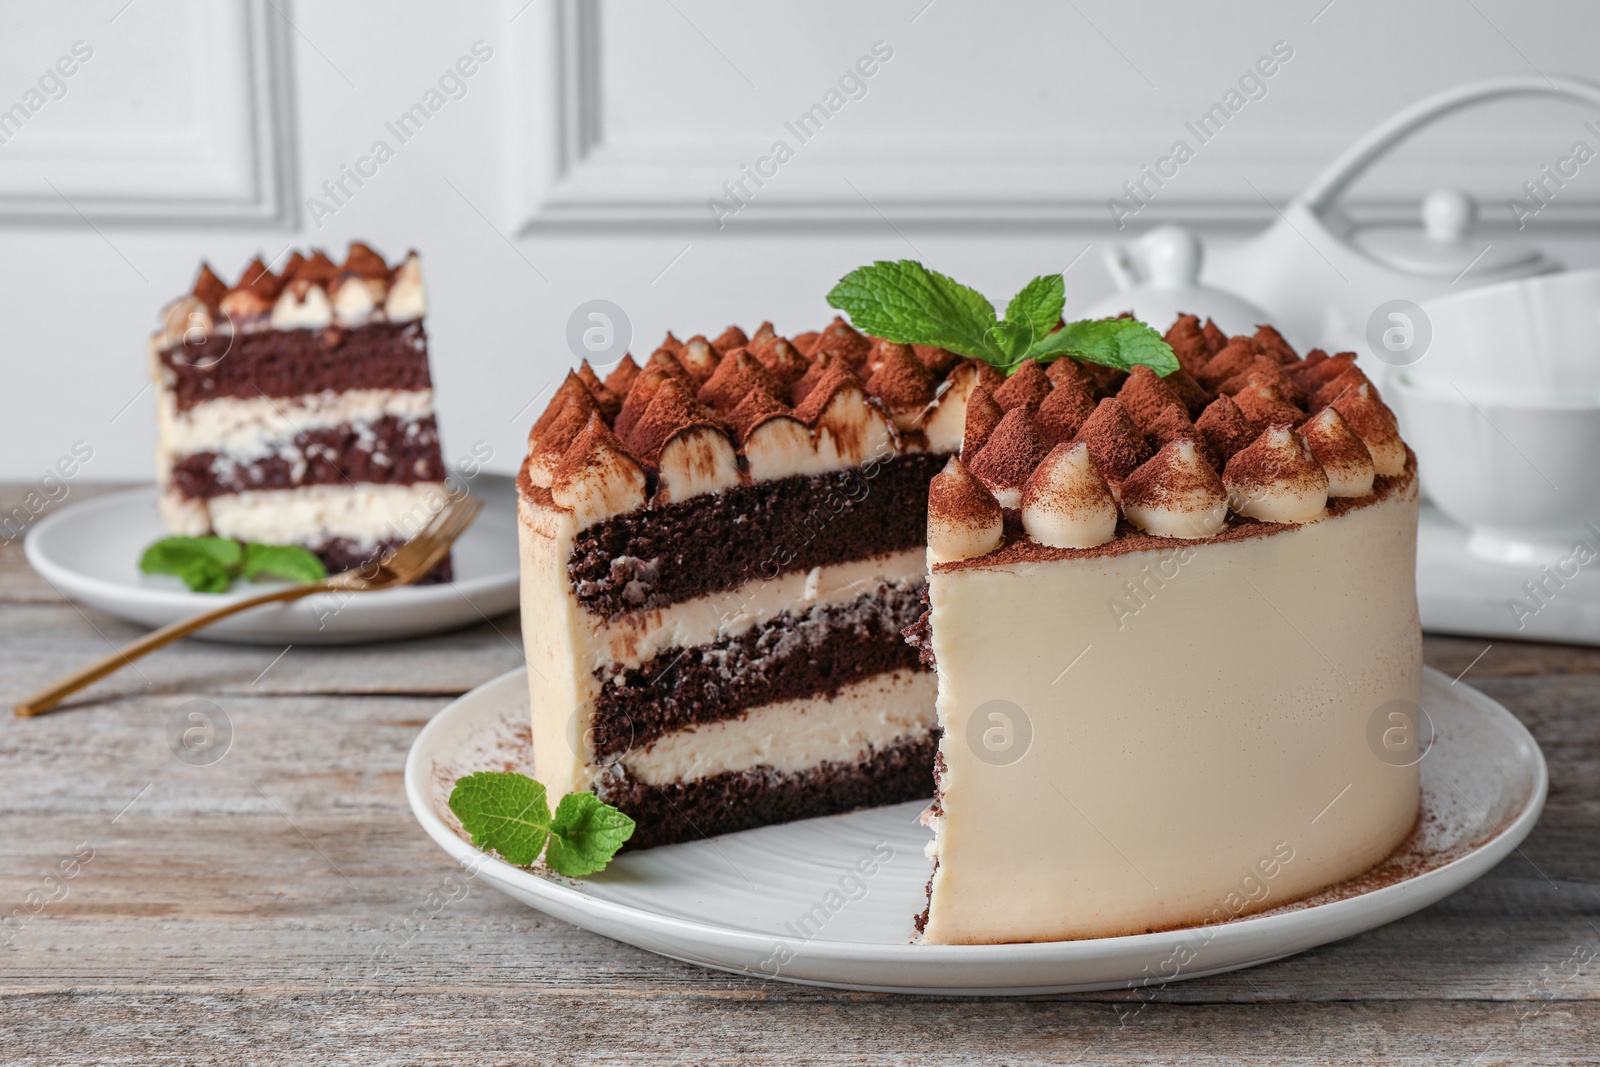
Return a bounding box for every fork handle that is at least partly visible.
[14,581,334,718]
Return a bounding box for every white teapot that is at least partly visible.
[1204,75,1592,359]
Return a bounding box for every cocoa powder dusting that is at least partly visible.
[968,405,1050,491]
[962,386,1004,455]
[1197,337,1264,390]
[1037,380,1098,446]
[930,456,1003,529]
[1195,395,1258,466]
[866,343,938,408]
[1072,398,1151,483]
[1117,365,1185,433]
[711,324,749,355]
[992,359,1052,412]
[1045,356,1101,396]
[603,353,641,398]
[1121,439,1225,509]
[1164,314,1213,377]
[1312,366,1375,412]
[1252,323,1299,364]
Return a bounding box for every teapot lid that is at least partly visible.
[1351,189,1551,279]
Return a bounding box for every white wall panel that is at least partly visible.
[513,0,1600,231]
[5,0,1600,485]
[0,0,294,223]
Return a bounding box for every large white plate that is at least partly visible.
[407,666,1547,995]
[24,475,519,645]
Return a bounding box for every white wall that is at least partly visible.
[5,0,1600,483]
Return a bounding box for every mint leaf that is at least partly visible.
[448,772,551,866]
[140,537,243,593]
[142,536,243,571]
[448,773,634,876]
[242,543,327,584]
[826,260,997,360]
[827,260,1176,379]
[546,792,636,876]
[1004,274,1065,353]
[1026,318,1179,376]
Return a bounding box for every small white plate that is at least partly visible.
[25,475,520,645]
[407,666,1547,995]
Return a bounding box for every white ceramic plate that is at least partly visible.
[407,666,1547,995]
[24,475,519,645]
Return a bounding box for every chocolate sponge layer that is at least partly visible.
[598,732,937,850]
[589,583,929,759]
[567,452,947,619]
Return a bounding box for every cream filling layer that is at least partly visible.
[922,483,1422,945]
[615,669,937,786]
[202,482,449,546]
[584,548,926,673]
[155,388,434,466]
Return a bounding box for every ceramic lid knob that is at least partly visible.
[1143,226,1203,288]
[1423,188,1475,243]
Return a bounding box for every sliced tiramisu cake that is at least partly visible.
[149,245,451,580]
[910,315,1422,944]
[518,321,980,848]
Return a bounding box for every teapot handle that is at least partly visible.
[1301,75,1600,213]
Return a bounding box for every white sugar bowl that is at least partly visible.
[1390,373,1600,566]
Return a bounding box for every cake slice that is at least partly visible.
[149,245,451,580]
[909,328,1422,944]
[517,325,975,848]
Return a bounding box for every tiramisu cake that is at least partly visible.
[518,322,978,847]
[910,318,1421,944]
[517,289,1422,945]
[149,245,451,580]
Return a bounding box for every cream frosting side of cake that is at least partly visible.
[519,497,598,805]
[617,669,936,785]
[153,384,435,463]
[920,481,1422,945]
[590,549,926,673]
[198,482,449,547]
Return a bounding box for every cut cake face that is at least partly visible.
[517,324,973,848]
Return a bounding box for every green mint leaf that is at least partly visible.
[1004,274,1066,352]
[546,792,636,876]
[140,537,244,593]
[242,543,327,585]
[826,260,998,362]
[984,320,1036,373]
[448,772,551,866]
[1025,318,1179,376]
[141,536,243,571]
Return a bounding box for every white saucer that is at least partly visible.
[24,475,520,645]
[406,666,1547,995]
[1419,503,1600,646]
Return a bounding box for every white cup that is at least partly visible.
[1391,373,1600,566]
[1410,268,1600,401]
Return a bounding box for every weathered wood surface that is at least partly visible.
[2,485,1597,1065]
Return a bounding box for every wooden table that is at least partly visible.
[2,485,1596,1065]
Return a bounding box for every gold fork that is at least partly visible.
[14,493,483,718]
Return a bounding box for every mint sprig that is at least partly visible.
[140,536,326,593]
[826,259,1178,377]
[448,771,635,877]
